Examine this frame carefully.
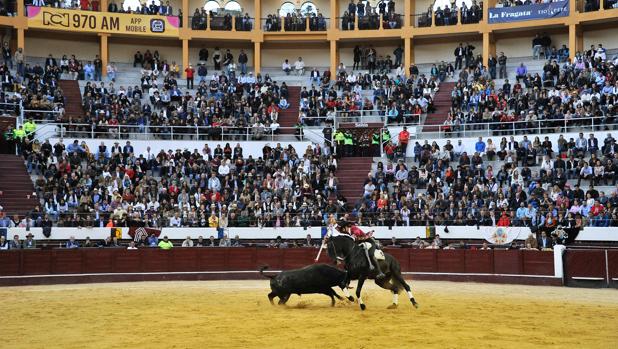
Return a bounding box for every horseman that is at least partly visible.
[336,221,386,280]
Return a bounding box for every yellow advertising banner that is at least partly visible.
[26,6,180,37]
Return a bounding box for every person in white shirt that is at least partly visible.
[294,57,305,76]
[218,160,231,176]
[169,213,182,227]
[540,155,554,176]
[270,121,280,133]
[395,64,405,77]
[454,140,466,157]
[346,73,357,84]
[127,241,138,250]
[182,236,194,247]
[594,44,607,61]
[282,59,291,75]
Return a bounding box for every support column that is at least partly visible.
[182,39,189,77]
[330,0,339,29]
[100,34,109,75]
[404,37,413,74]
[568,24,583,61]
[254,0,261,21]
[404,0,412,27]
[17,0,24,17]
[182,0,189,29]
[254,41,261,75]
[17,29,24,52]
[100,0,108,12]
[483,0,496,23]
[482,32,495,67]
[330,39,338,74]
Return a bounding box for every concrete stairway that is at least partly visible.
[58,80,84,121]
[335,157,374,206]
[0,154,39,216]
[279,86,300,135]
[422,81,455,132]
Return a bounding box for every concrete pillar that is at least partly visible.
[182,39,189,77]
[482,32,495,67]
[254,41,261,75]
[404,37,413,74]
[17,29,24,52]
[330,39,338,75]
[330,0,339,30]
[483,0,497,23]
[404,0,413,27]
[182,0,189,29]
[569,24,583,61]
[100,34,109,75]
[254,0,261,25]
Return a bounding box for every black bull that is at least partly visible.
[326,235,419,310]
[259,264,354,306]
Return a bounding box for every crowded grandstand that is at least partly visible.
[0,1,618,346]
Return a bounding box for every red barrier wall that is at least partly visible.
[0,248,555,277]
[564,249,618,286]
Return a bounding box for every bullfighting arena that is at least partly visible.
[3,280,617,348]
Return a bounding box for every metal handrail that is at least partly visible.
[415,115,615,140]
[31,121,310,142]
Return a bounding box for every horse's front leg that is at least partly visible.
[356,276,367,311]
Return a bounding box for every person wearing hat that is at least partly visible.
[22,232,36,249]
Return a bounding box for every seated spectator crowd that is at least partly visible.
[442,43,618,135]
[16,139,348,231]
[360,131,618,231]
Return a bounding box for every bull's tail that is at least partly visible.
[259,265,275,279]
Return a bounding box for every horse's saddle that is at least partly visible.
[374,250,386,261]
[359,242,386,260]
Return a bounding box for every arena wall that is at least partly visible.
[261,46,330,68]
[496,34,569,59]
[583,28,618,50]
[109,40,183,65]
[0,247,561,286]
[7,226,615,244]
[24,36,100,62]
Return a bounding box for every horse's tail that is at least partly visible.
[259,265,275,279]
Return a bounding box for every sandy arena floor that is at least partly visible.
[2,280,617,349]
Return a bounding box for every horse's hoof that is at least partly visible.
[387,304,398,309]
[347,296,355,302]
[360,303,366,311]
[411,298,419,308]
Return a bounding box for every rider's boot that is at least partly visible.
[372,255,386,280]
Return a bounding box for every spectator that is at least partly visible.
[158,236,174,249]
[22,233,36,249]
[282,59,291,75]
[295,57,305,76]
[182,236,194,247]
[65,235,80,248]
[184,63,194,89]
